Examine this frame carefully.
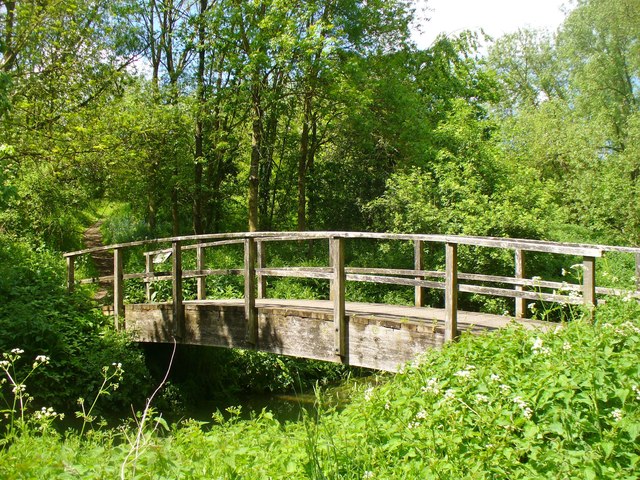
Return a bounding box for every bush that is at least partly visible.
[0,234,150,414]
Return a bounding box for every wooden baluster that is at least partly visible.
[66,256,75,293]
[414,240,424,307]
[144,253,154,302]
[257,240,266,299]
[113,248,124,331]
[330,237,347,360]
[445,242,458,342]
[244,238,257,346]
[515,249,526,318]
[583,255,596,321]
[196,245,206,300]
[172,241,184,338]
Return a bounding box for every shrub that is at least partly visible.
[0,234,150,414]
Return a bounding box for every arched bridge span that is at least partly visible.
[64,232,640,371]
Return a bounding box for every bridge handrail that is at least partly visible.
[61,230,640,258]
[64,231,640,353]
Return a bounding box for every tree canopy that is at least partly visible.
[0,0,638,249]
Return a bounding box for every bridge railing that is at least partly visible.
[64,232,640,353]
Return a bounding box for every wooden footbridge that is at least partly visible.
[64,232,640,371]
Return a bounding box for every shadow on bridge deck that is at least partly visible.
[124,299,548,372]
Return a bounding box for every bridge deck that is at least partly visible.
[125,299,548,371]
[186,298,548,332]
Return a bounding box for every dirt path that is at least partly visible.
[82,221,112,302]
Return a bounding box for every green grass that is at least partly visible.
[1,298,639,478]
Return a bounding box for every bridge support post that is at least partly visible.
[445,242,458,342]
[196,245,206,300]
[414,240,424,307]
[113,248,124,331]
[66,256,75,293]
[144,253,154,302]
[244,238,258,346]
[331,236,347,360]
[583,255,596,321]
[172,241,184,339]
[257,240,266,299]
[515,249,526,318]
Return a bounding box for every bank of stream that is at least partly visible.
[169,374,382,425]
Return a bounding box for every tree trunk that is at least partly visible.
[297,88,313,231]
[193,0,208,234]
[248,84,262,232]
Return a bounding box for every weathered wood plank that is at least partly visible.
[583,256,596,321]
[145,252,153,302]
[172,241,184,338]
[445,243,458,342]
[459,284,583,304]
[244,238,257,346]
[257,240,266,299]
[113,248,124,330]
[415,240,424,307]
[515,249,526,318]
[65,230,621,258]
[331,237,347,360]
[258,268,334,280]
[66,256,75,293]
[346,274,443,289]
[196,245,206,300]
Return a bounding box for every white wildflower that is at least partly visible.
[490,374,501,382]
[632,385,640,401]
[563,342,571,351]
[11,384,26,394]
[0,360,9,368]
[499,384,511,393]
[443,389,456,401]
[454,369,472,379]
[475,394,490,403]
[570,264,583,270]
[407,421,420,429]
[531,337,551,355]
[364,387,374,402]
[416,410,427,420]
[363,471,374,479]
[513,396,533,419]
[528,303,537,312]
[10,348,24,355]
[384,402,391,410]
[561,268,567,277]
[611,409,623,422]
[620,322,640,335]
[421,377,440,395]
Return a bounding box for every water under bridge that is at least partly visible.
[64,232,640,372]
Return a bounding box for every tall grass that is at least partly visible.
[1,298,639,478]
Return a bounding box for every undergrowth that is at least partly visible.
[0,298,638,478]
